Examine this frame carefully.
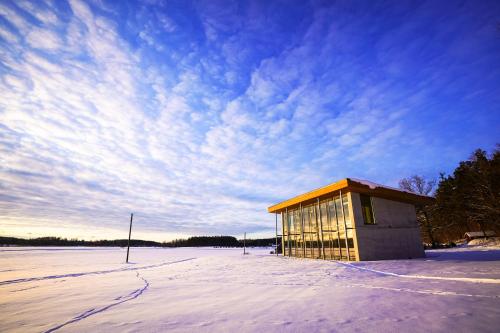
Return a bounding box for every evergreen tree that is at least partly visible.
[434,146,500,241]
[401,145,499,244]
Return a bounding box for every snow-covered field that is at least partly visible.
[1,246,500,332]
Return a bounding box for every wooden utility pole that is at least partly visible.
[126,213,133,263]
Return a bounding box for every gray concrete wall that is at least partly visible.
[350,192,425,261]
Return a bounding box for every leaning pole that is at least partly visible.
[126,213,134,263]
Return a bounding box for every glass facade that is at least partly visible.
[282,193,356,261]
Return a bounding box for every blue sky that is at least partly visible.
[0,0,499,241]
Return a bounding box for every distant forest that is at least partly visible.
[0,235,280,248]
[400,146,499,246]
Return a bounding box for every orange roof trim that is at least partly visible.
[267,178,434,213]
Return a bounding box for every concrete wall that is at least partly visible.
[350,192,425,261]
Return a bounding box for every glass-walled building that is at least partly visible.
[282,193,355,260]
[268,178,434,261]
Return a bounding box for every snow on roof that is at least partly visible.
[464,231,496,238]
[348,178,398,190]
[348,178,433,198]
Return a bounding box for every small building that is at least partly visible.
[268,178,434,261]
[464,231,496,242]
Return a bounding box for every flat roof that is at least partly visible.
[267,178,435,213]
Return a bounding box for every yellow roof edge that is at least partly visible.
[267,178,349,213]
[267,178,435,213]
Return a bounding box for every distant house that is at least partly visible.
[268,178,434,261]
[464,231,496,242]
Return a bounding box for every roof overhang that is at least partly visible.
[267,178,435,214]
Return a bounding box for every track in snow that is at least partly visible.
[337,261,500,284]
[0,257,197,286]
[43,271,149,333]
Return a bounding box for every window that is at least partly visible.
[342,194,351,227]
[327,200,337,231]
[335,198,344,230]
[293,209,301,231]
[360,194,375,225]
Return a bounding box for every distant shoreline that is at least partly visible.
[0,235,280,248]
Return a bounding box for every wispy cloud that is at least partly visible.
[0,0,499,240]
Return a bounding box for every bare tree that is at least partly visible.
[399,175,436,196]
[399,175,437,247]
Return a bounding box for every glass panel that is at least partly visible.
[335,197,344,230]
[293,209,299,232]
[342,194,351,228]
[327,200,337,231]
[302,207,307,232]
[312,205,320,258]
[302,206,307,257]
[320,202,328,228]
[297,209,302,251]
[308,206,311,225]
[346,229,354,239]
[308,206,312,257]
[310,206,316,258]
[332,198,342,260]
[282,213,287,234]
[319,202,327,259]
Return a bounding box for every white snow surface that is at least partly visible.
[467,237,500,248]
[1,247,500,332]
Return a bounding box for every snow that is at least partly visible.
[348,178,433,197]
[465,231,496,238]
[467,237,500,248]
[1,247,500,332]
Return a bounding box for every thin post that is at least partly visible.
[307,206,312,258]
[243,232,246,255]
[290,209,296,257]
[307,206,313,258]
[317,198,325,260]
[283,208,292,257]
[281,212,286,256]
[275,213,278,256]
[334,196,342,260]
[326,199,333,259]
[286,208,291,256]
[340,190,350,261]
[126,213,133,263]
[300,203,305,258]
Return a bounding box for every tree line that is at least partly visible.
[0,235,279,248]
[164,236,279,247]
[399,145,499,246]
[0,236,160,247]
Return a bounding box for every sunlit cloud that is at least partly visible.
[0,0,499,241]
